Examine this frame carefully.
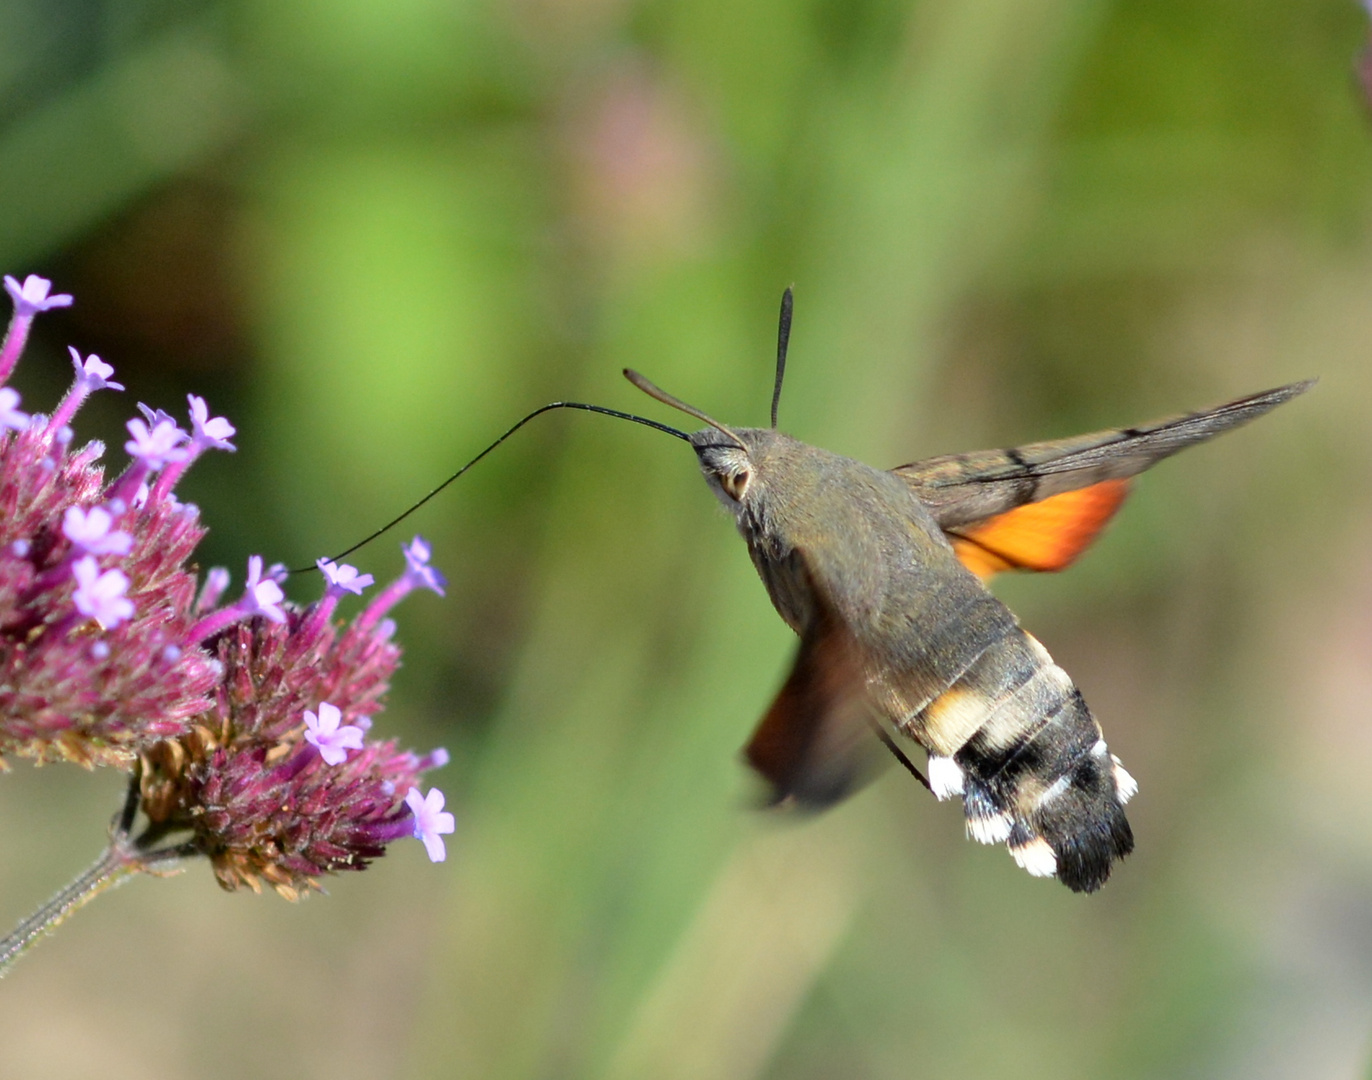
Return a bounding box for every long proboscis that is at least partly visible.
[294,401,690,573]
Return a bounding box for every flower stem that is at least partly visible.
[0,774,199,978]
[0,842,139,977]
[0,312,33,385]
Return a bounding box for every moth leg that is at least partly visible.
[868,721,930,793]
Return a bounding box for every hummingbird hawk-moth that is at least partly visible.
[326,290,1310,892]
[620,289,1311,893]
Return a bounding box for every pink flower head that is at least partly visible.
[242,555,287,623]
[125,414,189,470]
[67,347,123,393]
[63,506,133,556]
[4,274,73,317]
[0,387,28,433]
[402,536,446,597]
[71,555,135,630]
[0,270,458,911]
[303,702,366,766]
[317,558,374,596]
[405,786,455,862]
[187,395,236,452]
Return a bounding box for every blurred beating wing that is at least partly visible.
[894,381,1313,578]
[744,552,889,808]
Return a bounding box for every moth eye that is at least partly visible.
[721,469,751,501]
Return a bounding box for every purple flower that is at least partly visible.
[187,395,236,452]
[137,402,176,428]
[317,558,374,595]
[405,786,455,862]
[415,747,449,771]
[4,275,73,317]
[198,566,231,611]
[0,270,457,926]
[403,536,447,596]
[67,347,123,393]
[303,701,366,766]
[242,555,287,623]
[63,506,134,556]
[71,555,135,630]
[355,536,448,634]
[125,415,189,470]
[0,387,28,433]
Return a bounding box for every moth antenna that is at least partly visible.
[293,400,690,573]
[623,369,747,451]
[771,286,793,430]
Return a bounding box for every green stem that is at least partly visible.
[0,842,141,976]
[0,773,201,977]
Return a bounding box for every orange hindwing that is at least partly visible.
[949,478,1131,581]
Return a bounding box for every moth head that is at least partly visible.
[623,368,782,511]
[691,430,763,507]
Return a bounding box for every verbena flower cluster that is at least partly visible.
[0,274,453,898]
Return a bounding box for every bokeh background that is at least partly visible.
[0,0,1369,1077]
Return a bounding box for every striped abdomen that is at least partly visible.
[903,630,1136,893]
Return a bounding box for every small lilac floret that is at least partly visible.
[10,539,30,557]
[317,558,375,596]
[302,702,365,766]
[125,414,189,470]
[4,275,72,317]
[0,387,29,432]
[67,347,123,392]
[405,786,456,862]
[137,402,176,427]
[90,641,110,661]
[266,562,290,584]
[187,395,236,452]
[411,747,449,773]
[71,555,134,630]
[403,536,446,596]
[63,506,134,556]
[242,555,287,623]
[199,566,231,611]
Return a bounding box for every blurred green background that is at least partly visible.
[0,0,1370,1077]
